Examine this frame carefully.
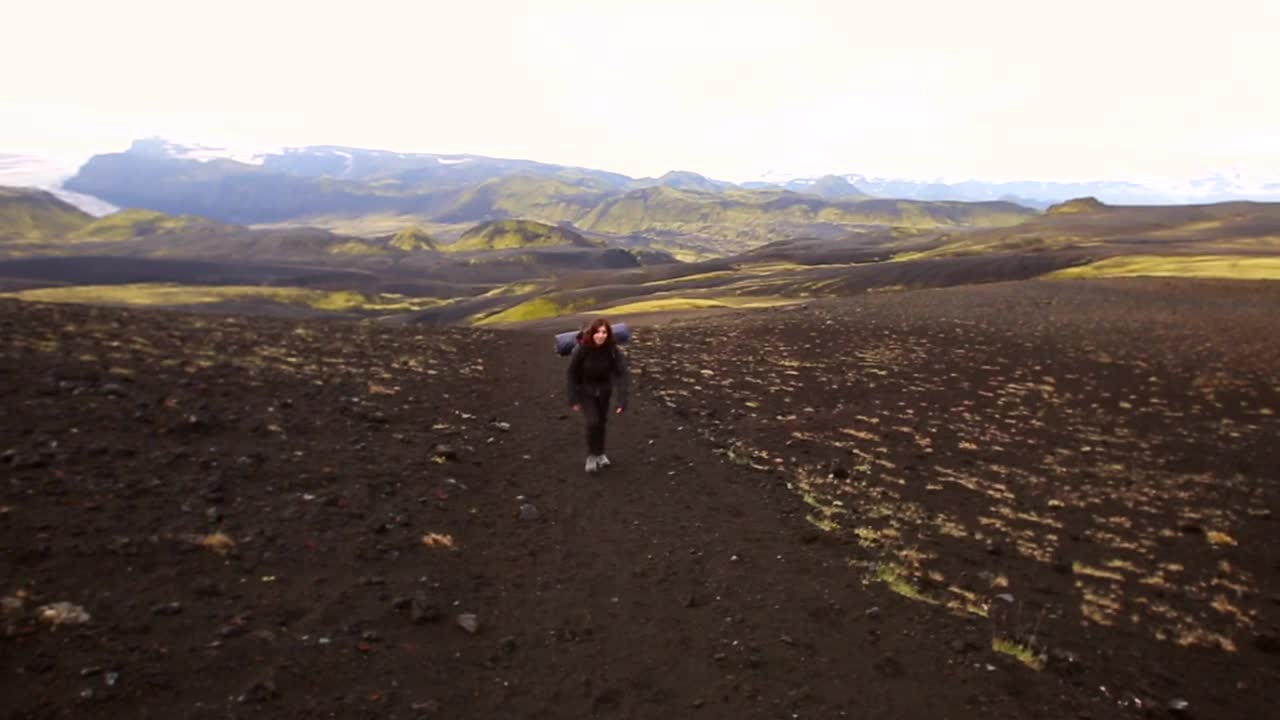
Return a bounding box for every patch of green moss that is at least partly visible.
[992,637,1045,670]
[1049,255,1280,280]
[873,562,939,604]
[0,283,384,312]
[473,294,599,325]
[69,209,212,242]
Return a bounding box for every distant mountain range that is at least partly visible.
[50,139,1035,257]
[5,137,1278,267]
[12,137,1266,213]
[749,172,1280,208]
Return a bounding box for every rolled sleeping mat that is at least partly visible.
[555,322,630,356]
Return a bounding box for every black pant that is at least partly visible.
[579,385,612,455]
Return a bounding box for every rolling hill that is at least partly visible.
[445,219,603,253]
[12,167,1280,327]
[0,188,94,243]
[0,189,662,316]
[890,197,1280,261]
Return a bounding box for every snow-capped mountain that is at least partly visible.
[752,170,1280,207]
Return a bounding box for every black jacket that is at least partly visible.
[566,343,631,409]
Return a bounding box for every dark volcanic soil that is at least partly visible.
[2,278,1278,720]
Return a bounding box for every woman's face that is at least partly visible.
[592,326,609,346]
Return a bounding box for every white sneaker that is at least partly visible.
[585,455,599,473]
[596,454,611,468]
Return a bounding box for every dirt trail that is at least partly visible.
[394,330,1114,719]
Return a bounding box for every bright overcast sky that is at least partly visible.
[3,0,1277,182]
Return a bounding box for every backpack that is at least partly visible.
[555,322,630,356]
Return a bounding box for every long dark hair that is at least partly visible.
[583,317,615,349]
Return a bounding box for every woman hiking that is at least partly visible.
[566,317,631,473]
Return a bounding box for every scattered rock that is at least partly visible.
[1047,648,1085,676]
[864,606,881,619]
[411,592,441,624]
[498,635,517,654]
[10,454,48,471]
[1,596,23,616]
[151,602,182,616]
[456,613,479,634]
[37,602,90,627]
[1168,698,1190,716]
[518,503,540,521]
[219,618,249,639]
[432,444,458,461]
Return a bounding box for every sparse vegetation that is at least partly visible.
[1049,255,1280,280]
[991,637,1045,670]
[0,283,445,313]
[471,294,599,325]
[598,296,800,315]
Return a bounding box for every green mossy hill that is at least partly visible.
[69,209,229,242]
[894,200,1280,259]
[435,176,607,224]
[579,186,1032,236]
[0,187,93,243]
[385,226,438,251]
[3,203,404,262]
[1046,197,1107,215]
[446,219,604,253]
